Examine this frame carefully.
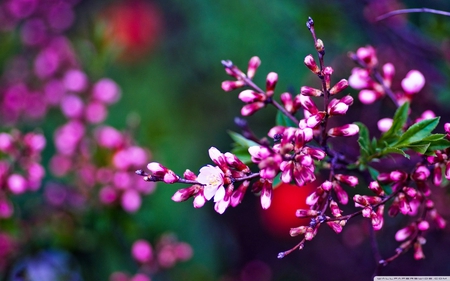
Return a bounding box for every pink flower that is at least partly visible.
[92,78,121,104]
[377,118,393,132]
[401,70,425,94]
[196,165,224,201]
[63,69,88,93]
[132,239,153,263]
[327,124,359,137]
[121,189,142,213]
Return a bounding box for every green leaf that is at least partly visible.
[228,130,259,148]
[355,122,370,155]
[380,147,410,159]
[424,139,450,152]
[393,117,440,147]
[276,110,298,128]
[230,146,253,164]
[405,143,430,155]
[420,134,446,142]
[380,102,409,143]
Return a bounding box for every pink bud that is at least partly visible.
[247,56,261,79]
[99,186,118,205]
[183,169,197,181]
[444,123,450,134]
[63,69,88,93]
[358,89,379,104]
[356,46,377,67]
[329,79,348,95]
[266,72,278,97]
[300,86,322,97]
[335,174,358,187]
[163,171,179,184]
[0,133,13,151]
[221,80,245,92]
[208,147,225,166]
[260,183,272,209]
[306,112,326,128]
[304,54,319,74]
[60,94,84,118]
[230,181,249,207]
[7,174,27,194]
[401,70,425,94]
[241,102,265,116]
[214,191,230,214]
[85,101,107,124]
[368,181,385,196]
[93,78,121,104]
[417,220,429,231]
[238,90,265,103]
[348,68,370,89]
[121,189,141,213]
[290,226,307,237]
[382,63,395,86]
[334,183,348,205]
[299,95,319,114]
[132,239,153,263]
[328,98,351,115]
[0,198,14,218]
[326,221,343,234]
[95,126,123,148]
[193,192,206,208]
[377,118,393,132]
[171,187,196,202]
[147,162,167,176]
[327,124,359,137]
[395,225,414,241]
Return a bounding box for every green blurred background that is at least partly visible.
[4,0,450,280]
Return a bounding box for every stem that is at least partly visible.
[377,8,450,21]
[226,64,299,124]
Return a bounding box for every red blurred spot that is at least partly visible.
[101,0,163,62]
[260,182,317,238]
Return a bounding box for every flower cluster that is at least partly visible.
[0,0,192,278]
[139,147,254,214]
[111,234,193,281]
[349,46,425,105]
[0,130,45,218]
[136,17,450,273]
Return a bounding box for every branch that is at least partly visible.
[377,8,450,21]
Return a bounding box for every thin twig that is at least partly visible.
[377,8,450,21]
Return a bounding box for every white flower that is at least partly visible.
[196,165,224,201]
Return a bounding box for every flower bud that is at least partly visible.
[171,186,197,202]
[241,102,265,116]
[238,90,265,103]
[290,226,307,237]
[304,54,320,74]
[401,70,425,94]
[295,209,319,217]
[315,39,324,53]
[247,56,261,79]
[300,86,322,97]
[329,79,348,95]
[221,80,245,92]
[377,118,393,132]
[335,174,358,187]
[382,63,395,87]
[327,124,359,137]
[266,72,278,97]
[359,89,380,104]
[299,95,319,114]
